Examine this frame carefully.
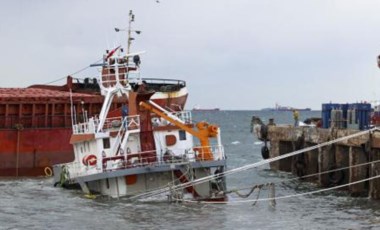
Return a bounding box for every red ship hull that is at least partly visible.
[0,128,73,176]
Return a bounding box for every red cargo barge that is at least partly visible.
[0,76,188,176]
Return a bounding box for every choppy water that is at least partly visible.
[2,111,380,230]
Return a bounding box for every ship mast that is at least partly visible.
[115,10,141,56]
[127,10,134,55]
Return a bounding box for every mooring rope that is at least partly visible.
[132,157,380,202]
[251,186,262,206]
[129,127,379,201]
[233,184,263,198]
[233,158,380,193]
[205,158,380,206]
[174,173,380,205]
[231,183,276,207]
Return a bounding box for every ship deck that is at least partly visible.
[54,159,226,184]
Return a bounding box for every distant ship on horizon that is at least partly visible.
[261,103,311,111]
[192,105,220,111]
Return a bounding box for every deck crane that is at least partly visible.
[139,101,219,161]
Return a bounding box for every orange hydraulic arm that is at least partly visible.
[139,101,218,161]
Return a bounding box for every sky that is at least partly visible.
[1,0,380,110]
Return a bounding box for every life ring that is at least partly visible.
[44,166,53,177]
[261,146,270,159]
[82,154,97,166]
[328,166,345,185]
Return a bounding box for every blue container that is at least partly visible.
[348,103,371,130]
[322,103,341,128]
[340,103,349,128]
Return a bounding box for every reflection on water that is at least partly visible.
[1,111,380,229]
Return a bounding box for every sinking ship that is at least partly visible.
[52,12,227,201]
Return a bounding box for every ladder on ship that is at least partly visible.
[111,116,140,156]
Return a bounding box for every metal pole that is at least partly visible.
[127,10,133,55]
[15,124,23,177]
[16,128,20,177]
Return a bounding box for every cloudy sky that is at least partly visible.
[1,0,380,110]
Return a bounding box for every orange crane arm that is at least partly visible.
[139,101,217,160]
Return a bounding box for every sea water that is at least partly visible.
[1,111,380,229]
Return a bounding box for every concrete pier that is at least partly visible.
[266,125,380,199]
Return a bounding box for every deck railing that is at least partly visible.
[72,115,140,134]
[152,111,192,127]
[62,145,225,178]
[101,147,225,172]
[191,145,226,161]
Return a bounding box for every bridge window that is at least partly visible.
[179,130,186,141]
[103,138,110,149]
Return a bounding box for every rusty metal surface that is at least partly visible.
[0,128,74,176]
[0,87,103,103]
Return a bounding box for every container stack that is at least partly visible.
[322,103,371,130]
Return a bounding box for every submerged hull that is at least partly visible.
[53,157,227,200]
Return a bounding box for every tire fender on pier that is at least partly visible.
[261,146,270,159]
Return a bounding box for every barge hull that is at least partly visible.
[0,128,73,176]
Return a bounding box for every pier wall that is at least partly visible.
[267,125,380,199]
